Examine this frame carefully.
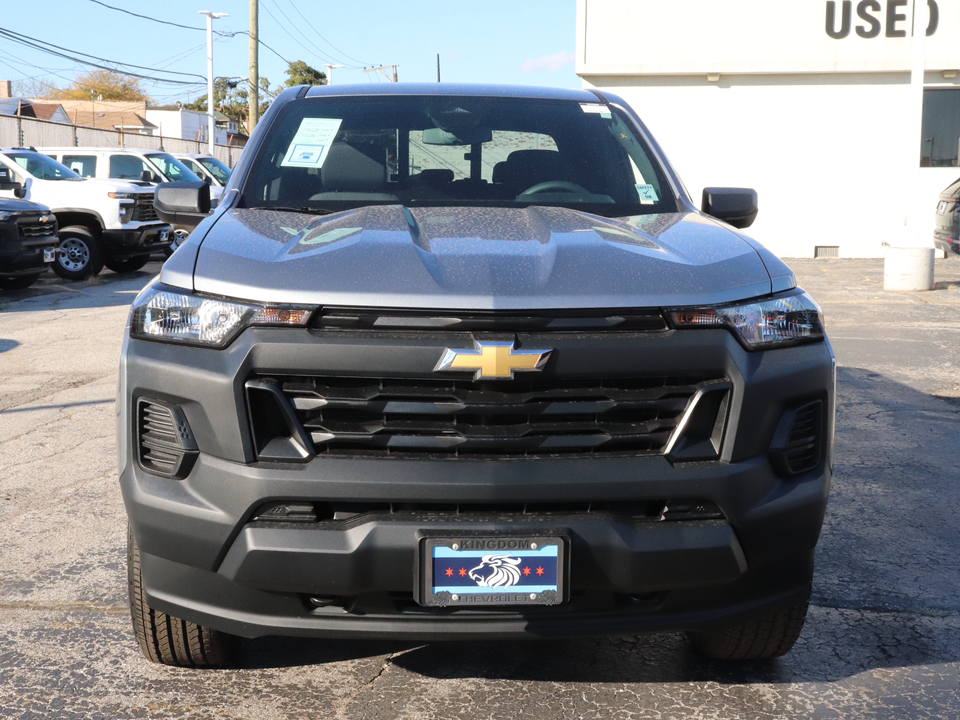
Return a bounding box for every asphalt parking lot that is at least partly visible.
[0,257,958,719]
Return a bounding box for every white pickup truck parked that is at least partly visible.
[0,148,172,279]
[42,146,222,255]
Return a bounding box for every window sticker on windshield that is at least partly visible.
[635,184,659,204]
[281,118,343,168]
[580,103,612,118]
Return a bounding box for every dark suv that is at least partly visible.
[0,194,58,290]
[120,83,834,667]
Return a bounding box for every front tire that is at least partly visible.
[105,256,150,274]
[687,590,810,660]
[127,524,239,667]
[53,226,104,280]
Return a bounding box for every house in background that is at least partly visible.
[145,105,244,147]
[0,80,71,124]
[45,99,157,135]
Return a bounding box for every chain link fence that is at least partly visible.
[1,114,243,167]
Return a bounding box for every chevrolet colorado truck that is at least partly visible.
[119,83,834,667]
[0,191,58,290]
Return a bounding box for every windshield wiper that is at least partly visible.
[253,206,337,215]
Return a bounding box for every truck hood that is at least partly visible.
[186,205,781,309]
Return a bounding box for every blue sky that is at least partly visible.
[0,0,579,105]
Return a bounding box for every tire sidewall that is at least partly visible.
[53,226,105,281]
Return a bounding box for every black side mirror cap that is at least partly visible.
[701,187,758,229]
[140,170,153,183]
[155,181,212,229]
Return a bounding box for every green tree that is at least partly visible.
[187,77,274,135]
[54,69,151,102]
[284,61,326,88]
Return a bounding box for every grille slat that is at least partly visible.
[259,374,724,458]
[132,198,159,222]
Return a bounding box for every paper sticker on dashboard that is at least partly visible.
[635,184,659,204]
[281,118,343,168]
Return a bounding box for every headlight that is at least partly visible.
[130,283,313,347]
[0,211,14,222]
[668,290,825,349]
[108,192,135,199]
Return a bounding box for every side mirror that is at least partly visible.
[154,181,212,229]
[0,167,22,193]
[140,170,153,183]
[701,187,758,229]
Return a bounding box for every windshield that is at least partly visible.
[196,156,231,185]
[145,153,202,182]
[8,152,80,181]
[241,95,677,217]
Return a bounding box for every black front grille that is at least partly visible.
[251,374,727,458]
[132,198,159,222]
[18,219,57,239]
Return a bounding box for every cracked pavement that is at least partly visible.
[0,258,958,719]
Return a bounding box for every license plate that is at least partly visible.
[43,248,55,263]
[420,536,566,607]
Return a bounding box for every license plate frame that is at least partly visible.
[418,535,567,608]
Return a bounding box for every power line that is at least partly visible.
[85,0,205,31]
[0,28,208,85]
[227,30,293,67]
[285,0,372,67]
[258,0,336,66]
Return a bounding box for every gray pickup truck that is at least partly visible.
[119,83,834,667]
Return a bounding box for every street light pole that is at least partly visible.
[200,10,229,155]
[323,64,344,86]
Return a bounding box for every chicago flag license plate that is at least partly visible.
[420,536,566,607]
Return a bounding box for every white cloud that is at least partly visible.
[519,50,575,74]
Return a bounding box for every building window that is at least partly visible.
[921,88,960,167]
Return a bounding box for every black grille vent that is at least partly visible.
[250,499,725,524]
[249,375,728,458]
[132,198,159,222]
[769,399,824,476]
[314,307,668,332]
[136,398,198,478]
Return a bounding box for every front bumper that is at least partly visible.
[119,325,834,640]
[102,224,173,259]
[0,225,57,275]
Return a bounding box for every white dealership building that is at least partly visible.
[577,0,960,257]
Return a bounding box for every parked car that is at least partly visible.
[120,83,835,667]
[170,152,232,188]
[0,191,58,290]
[41,147,222,254]
[0,149,171,279]
[933,177,960,255]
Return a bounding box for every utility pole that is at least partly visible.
[363,65,399,82]
[323,64,344,85]
[200,10,229,155]
[249,0,258,135]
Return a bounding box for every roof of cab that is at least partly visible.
[302,82,604,102]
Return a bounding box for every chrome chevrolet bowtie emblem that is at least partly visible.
[435,341,552,380]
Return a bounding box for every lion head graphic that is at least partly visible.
[468,554,523,588]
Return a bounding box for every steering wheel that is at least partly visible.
[518,180,590,196]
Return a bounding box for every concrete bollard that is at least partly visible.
[883,246,935,291]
